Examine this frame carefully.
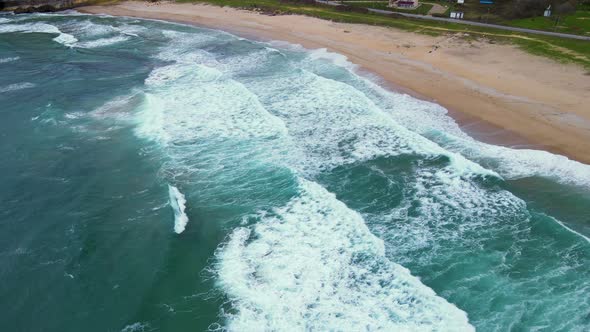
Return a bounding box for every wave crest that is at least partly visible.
[216,179,474,331]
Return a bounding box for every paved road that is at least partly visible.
[316,1,590,41]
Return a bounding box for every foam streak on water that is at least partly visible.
[0,22,77,46]
[168,185,189,234]
[0,56,19,63]
[76,35,130,49]
[0,82,36,93]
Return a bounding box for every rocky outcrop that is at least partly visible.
[0,0,98,12]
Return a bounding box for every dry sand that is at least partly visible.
[80,1,590,163]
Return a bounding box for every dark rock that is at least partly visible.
[1,0,93,13]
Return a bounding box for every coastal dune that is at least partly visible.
[80,1,590,164]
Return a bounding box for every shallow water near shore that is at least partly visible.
[1,12,589,332]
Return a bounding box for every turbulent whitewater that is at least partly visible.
[168,185,189,234]
[1,12,589,332]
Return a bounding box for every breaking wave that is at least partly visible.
[128,26,491,329]
[0,22,77,46]
[76,35,130,49]
[328,58,590,188]
[76,16,590,330]
[168,185,189,234]
[216,179,473,331]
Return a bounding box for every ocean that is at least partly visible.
[1,12,589,332]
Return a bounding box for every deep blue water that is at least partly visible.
[1,12,589,332]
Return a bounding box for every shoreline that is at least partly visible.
[79,1,590,164]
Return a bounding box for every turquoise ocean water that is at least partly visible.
[1,12,589,332]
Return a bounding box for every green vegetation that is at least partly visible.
[428,0,584,26]
[506,4,590,35]
[175,0,590,68]
[341,1,434,15]
[338,1,392,11]
[446,1,504,22]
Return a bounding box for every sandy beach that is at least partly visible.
[80,1,590,163]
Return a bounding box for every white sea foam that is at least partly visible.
[266,41,590,190]
[114,24,147,37]
[53,32,78,46]
[90,93,139,121]
[381,164,529,262]
[427,131,590,188]
[168,185,189,234]
[150,34,495,178]
[121,322,150,332]
[76,35,130,49]
[64,112,85,120]
[155,30,224,66]
[235,58,495,178]
[66,20,115,38]
[0,56,19,63]
[139,46,493,180]
[543,213,590,244]
[0,18,11,24]
[0,22,77,46]
[216,179,474,331]
[307,47,358,71]
[136,63,288,143]
[0,82,35,93]
[155,33,457,175]
[312,49,590,188]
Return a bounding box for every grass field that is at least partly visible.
[175,0,590,68]
[506,4,590,36]
[341,1,434,15]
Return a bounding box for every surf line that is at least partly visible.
[168,184,189,234]
[546,213,590,244]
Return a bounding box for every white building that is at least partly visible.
[389,0,419,9]
[450,11,464,19]
[544,5,552,17]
